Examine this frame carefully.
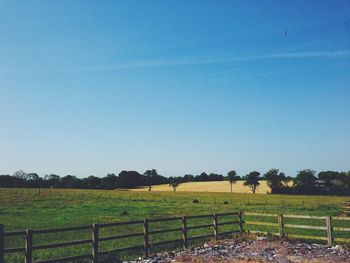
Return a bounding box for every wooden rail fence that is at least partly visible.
[244,212,350,245]
[1,211,350,262]
[0,211,243,263]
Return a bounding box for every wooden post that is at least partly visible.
[278,214,284,238]
[143,219,149,258]
[326,216,333,246]
[0,224,4,263]
[25,229,33,263]
[92,224,99,263]
[213,213,218,240]
[182,216,188,249]
[238,211,244,234]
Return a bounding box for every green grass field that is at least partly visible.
[1,188,350,262]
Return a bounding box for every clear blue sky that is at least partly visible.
[1,0,350,178]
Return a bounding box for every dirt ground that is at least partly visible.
[130,237,350,263]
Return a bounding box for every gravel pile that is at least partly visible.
[127,237,350,263]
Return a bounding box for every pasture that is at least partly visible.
[131,180,271,193]
[1,188,349,262]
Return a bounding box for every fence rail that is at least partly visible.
[1,211,350,263]
[244,212,350,246]
[0,211,242,263]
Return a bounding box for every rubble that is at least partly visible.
[126,237,350,263]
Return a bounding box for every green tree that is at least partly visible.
[102,173,119,189]
[13,170,27,179]
[264,169,287,193]
[227,170,239,193]
[168,177,182,192]
[44,174,61,188]
[27,173,39,180]
[144,169,158,191]
[244,171,260,194]
[294,169,317,189]
[344,172,350,192]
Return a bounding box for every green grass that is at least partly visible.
[1,188,349,262]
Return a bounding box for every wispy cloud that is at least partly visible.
[252,50,350,59]
[64,50,350,73]
[134,68,241,88]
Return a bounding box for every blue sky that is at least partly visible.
[1,0,350,178]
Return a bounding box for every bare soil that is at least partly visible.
[130,237,350,263]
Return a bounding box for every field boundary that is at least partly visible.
[244,212,350,245]
[0,212,243,263]
[1,211,350,263]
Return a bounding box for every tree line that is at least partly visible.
[0,170,225,190]
[241,169,350,196]
[0,169,349,195]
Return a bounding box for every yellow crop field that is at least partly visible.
[131,180,271,194]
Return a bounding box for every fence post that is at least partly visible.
[326,216,333,246]
[0,224,4,263]
[278,214,284,238]
[92,223,99,263]
[213,213,218,240]
[25,229,33,263]
[238,211,244,234]
[182,216,188,249]
[143,219,149,257]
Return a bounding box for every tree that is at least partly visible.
[26,173,43,188]
[294,169,317,189]
[169,177,182,191]
[27,173,39,180]
[61,175,81,188]
[344,172,350,193]
[318,171,341,192]
[44,174,61,188]
[82,175,102,189]
[227,170,239,193]
[102,173,119,189]
[0,175,23,188]
[118,171,145,188]
[244,171,260,194]
[183,174,195,182]
[13,170,27,179]
[194,172,209,182]
[264,169,287,194]
[144,169,159,191]
[208,173,224,181]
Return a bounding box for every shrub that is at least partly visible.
[192,199,199,204]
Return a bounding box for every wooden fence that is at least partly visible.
[0,212,243,263]
[2,211,350,263]
[245,212,350,245]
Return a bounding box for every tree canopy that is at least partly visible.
[264,169,288,194]
[227,170,240,193]
[244,171,261,194]
[168,177,182,191]
[1,169,350,196]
